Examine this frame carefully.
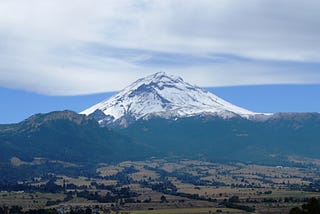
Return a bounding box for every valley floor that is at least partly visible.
[1,157,320,213]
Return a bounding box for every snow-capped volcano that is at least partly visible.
[81,72,258,127]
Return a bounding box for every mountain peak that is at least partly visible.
[146,71,183,82]
[81,73,257,127]
[130,72,184,90]
[150,71,168,79]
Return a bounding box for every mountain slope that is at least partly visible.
[0,110,319,167]
[0,110,147,163]
[1,73,318,167]
[81,72,259,127]
[118,113,320,163]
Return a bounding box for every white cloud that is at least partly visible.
[0,0,320,95]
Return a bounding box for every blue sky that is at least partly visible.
[0,0,320,123]
[1,84,319,124]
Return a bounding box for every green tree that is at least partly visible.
[229,196,240,203]
[9,205,23,214]
[85,207,92,214]
[289,207,303,214]
[289,198,320,214]
[160,195,167,203]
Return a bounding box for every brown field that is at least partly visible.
[1,157,320,213]
[0,192,65,211]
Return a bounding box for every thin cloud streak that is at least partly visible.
[0,0,320,95]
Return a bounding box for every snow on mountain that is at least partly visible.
[81,72,261,127]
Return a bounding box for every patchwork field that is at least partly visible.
[1,157,320,213]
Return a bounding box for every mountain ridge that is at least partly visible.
[0,110,147,163]
[1,73,319,167]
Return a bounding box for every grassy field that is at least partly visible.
[2,157,320,213]
[0,192,65,211]
[128,207,245,214]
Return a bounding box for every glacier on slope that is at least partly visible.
[81,72,261,127]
